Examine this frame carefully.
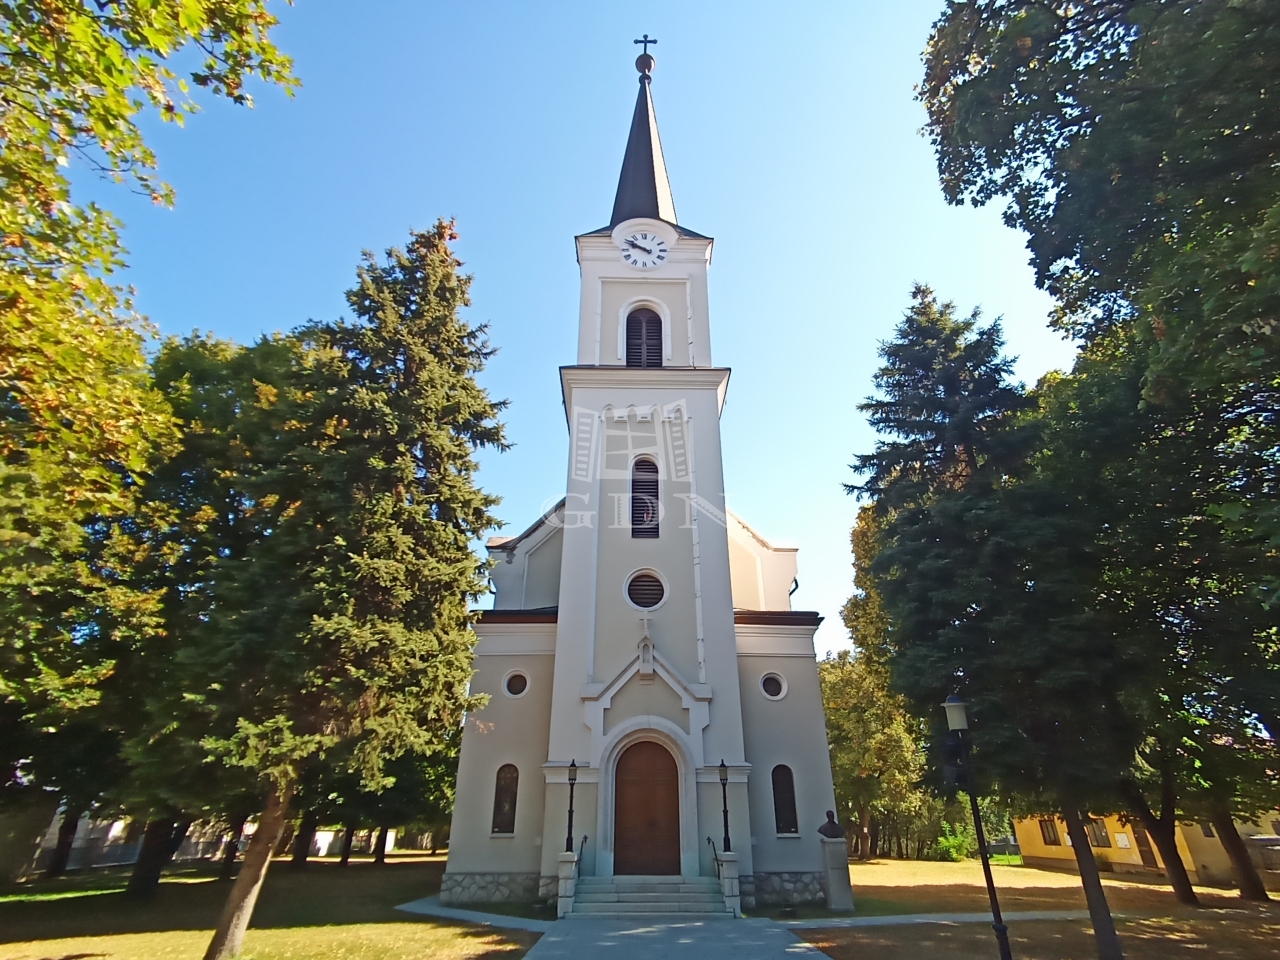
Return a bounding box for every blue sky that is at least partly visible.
[90,0,1077,655]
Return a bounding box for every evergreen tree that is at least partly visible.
[142,222,505,960]
[855,287,1134,959]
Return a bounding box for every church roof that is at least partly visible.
[610,62,678,227]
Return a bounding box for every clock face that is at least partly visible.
[619,232,669,269]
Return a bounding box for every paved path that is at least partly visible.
[522,917,825,959]
[395,897,1096,958]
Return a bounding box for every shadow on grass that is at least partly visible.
[0,858,454,944]
[844,881,1248,918]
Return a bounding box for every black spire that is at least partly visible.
[610,46,677,227]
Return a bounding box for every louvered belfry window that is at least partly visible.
[626,309,663,368]
[627,573,665,608]
[631,458,660,538]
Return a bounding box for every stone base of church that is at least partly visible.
[738,875,757,910]
[751,871,826,905]
[439,872,541,905]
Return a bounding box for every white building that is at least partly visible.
[441,52,842,914]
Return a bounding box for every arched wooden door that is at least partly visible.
[613,740,680,875]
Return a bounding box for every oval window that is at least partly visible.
[761,673,786,699]
[627,573,665,609]
[504,672,528,697]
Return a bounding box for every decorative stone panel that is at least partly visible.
[739,874,757,910]
[439,872,540,904]
[753,870,825,905]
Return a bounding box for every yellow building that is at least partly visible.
[1013,813,1280,888]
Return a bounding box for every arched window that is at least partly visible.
[631,458,659,538]
[491,764,518,834]
[772,764,799,834]
[626,309,663,368]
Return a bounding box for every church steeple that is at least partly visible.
[610,45,677,227]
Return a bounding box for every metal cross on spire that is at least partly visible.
[634,34,657,54]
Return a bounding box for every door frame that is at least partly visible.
[596,717,699,877]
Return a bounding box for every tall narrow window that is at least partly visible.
[626,309,663,368]
[491,764,518,834]
[1039,819,1061,845]
[772,765,799,834]
[631,458,659,538]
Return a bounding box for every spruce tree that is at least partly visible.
[154,222,507,960]
[854,286,1133,960]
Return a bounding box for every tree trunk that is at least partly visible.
[46,808,82,879]
[1210,804,1271,902]
[203,783,293,960]
[273,820,295,857]
[1120,777,1199,906]
[869,820,881,859]
[127,818,176,897]
[339,824,356,866]
[373,825,388,864]
[291,808,318,868]
[219,816,247,881]
[857,809,872,860]
[1063,809,1125,960]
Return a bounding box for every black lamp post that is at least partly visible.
[564,760,578,854]
[943,695,1014,960]
[719,760,731,853]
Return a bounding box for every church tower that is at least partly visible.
[441,49,843,914]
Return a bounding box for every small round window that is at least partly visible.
[761,673,787,700]
[504,672,528,698]
[627,573,665,609]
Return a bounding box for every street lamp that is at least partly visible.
[942,696,1014,960]
[719,760,731,853]
[564,760,578,854]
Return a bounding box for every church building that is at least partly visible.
[441,50,843,915]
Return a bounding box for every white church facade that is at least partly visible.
[441,51,847,915]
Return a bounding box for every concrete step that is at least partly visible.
[565,910,735,921]
[569,901,732,915]
[574,891,726,904]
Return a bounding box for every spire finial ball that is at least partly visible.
[635,52,655,77]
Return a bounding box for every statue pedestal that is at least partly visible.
[820,837,855,911]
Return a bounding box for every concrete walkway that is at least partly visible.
[520,917,825,959]
[395,897,1096,958]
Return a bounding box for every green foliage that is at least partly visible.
[149,222,507,797]
[0,0,296,796]
[920,0,1280,592]
[849,285,1033,509]
[935,818,973,862]
[856,288,1145,815]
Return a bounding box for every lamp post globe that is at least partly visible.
[942,694,970,732]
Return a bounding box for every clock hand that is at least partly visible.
[625,238,654,255]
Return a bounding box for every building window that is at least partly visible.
[760,673,787,700]
[1199,822,1215,839]
[631,458,659,538]
[771,765,799,834]
[626,308,663,368]
[1085,819,1111,848]
[627,572,665,609]
[491,764,518,834]
[1039,819,1061,845]
[503,671,528,698]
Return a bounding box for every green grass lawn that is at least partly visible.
[0,856,540,960]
